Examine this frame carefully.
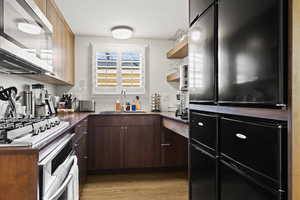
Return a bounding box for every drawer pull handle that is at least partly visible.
[161,143,171,147]
[198,122,204,127]
[236,133,247,140]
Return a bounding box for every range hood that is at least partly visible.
[0,0,54,74]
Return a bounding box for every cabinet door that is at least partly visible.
[88,126,123,170]
[46,1,63,79]
[190,143,217,200]
[74,133,88,185]
[33,0,46,14]
[124,125,161,168]
[189,0,214,25]
[161,128,188,167]
[189,5,216,103]
[65,30,75,85]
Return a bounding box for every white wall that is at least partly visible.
[56,36,181,112]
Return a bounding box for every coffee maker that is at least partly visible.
[175,65,188,120]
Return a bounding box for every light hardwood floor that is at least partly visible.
[80,171,188,200]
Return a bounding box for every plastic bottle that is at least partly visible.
[115,100,121,112]
[136,96,141,111]
[131,100,137,112]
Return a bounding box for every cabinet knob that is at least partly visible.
[161,143,171,147]
[235,133,247,140]
[84,156,88,159]
[198,122,204,127]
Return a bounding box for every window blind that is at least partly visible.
[93,45,146,94]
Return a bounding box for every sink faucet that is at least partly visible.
[120,89,127,112]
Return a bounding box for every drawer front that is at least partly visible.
[123,115,160,126]
[89,116,126,126]
[190,112,218,151]
[220,161,279,200]
[220,118,284,181]
[190,143,217,200]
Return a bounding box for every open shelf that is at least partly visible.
[166,71,180,82]
[166,39,188,59]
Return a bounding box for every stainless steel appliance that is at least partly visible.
[78,100,95,112]
[22,90,35,117]
[0,0,53,74]
[175,91,188,120]
[179,65,188,91]
[39,134,79,200]
[0,116,70,147]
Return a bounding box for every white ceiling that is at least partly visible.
[54,0,188,39]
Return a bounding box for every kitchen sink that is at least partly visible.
[99,111,146,114]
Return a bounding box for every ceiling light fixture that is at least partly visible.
[17,22,42,35]
[111,26,134,39]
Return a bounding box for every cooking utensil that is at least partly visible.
[0,87,18,118]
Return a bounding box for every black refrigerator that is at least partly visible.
[189,4,217,104]
[218,0,287,106]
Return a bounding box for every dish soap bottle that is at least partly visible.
[136,96,141,111]
[115,100,121,112]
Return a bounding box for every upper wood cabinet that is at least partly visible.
[42,0,75,85]
[33,0,46,14]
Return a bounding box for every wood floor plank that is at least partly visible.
[81,171,188,200]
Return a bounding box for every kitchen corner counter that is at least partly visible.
[57,111,189,138]
[57,112,92,128]
[158,112,189,124]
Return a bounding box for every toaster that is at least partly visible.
[79,100,95,112]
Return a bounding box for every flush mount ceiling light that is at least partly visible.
[111,26,134,39]
[17,22,42,35]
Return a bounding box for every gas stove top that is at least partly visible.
[0,116,70,148]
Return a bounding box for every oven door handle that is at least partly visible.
[48,174,73,200]
[39,134,75,165]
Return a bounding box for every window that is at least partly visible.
[92,44,146,94]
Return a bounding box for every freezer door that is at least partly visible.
[220,160,284,200]
[189,143,217,200]
[220,117,286,183]
[190,112,218,152]
[189,5,217,103]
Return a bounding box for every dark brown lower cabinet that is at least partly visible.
[88,115,163,171]
[124,124,161,168]
[88,115,188,171]
[89,126,123,170]
[73,119,88,186]
[161,127,188,168]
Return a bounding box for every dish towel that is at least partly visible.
[68,156,79,200]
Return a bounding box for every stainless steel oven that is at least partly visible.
[0,0,53,74]
[39,134,79,200]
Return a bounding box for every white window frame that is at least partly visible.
[91,43,146,95]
